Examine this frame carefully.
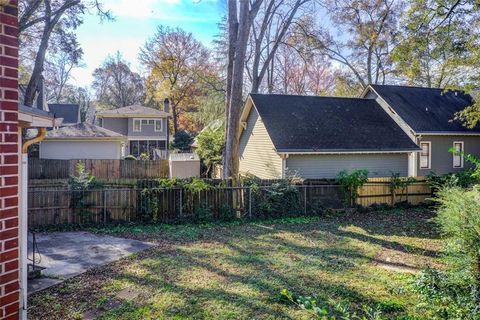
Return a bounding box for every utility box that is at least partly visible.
[169,153,200,178]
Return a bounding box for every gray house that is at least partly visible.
[48,104,80,126]
[238,85,480,179]
[97,103,170,159]
[362,85,480,176]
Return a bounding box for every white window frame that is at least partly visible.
[453,141,464,168]
[419,141,431,169]
[154,119,163,132]
[133,119,141,132]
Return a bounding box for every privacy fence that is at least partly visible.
[28,177,432,228]
[28,159,169,179]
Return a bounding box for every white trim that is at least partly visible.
[418,132,480,136]
[419,141,431,169]
[453,141,464,168]
[98,114,170,118]
[154,119,163,132]
[127,137,167,141]
[133,119,141,132]
[277,150,419,155]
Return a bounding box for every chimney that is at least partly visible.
[163,98,169,113]
[36,76,46,111]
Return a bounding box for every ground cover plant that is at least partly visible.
[29,208,443,319]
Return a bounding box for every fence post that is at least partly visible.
[103,189,107,224]
[248,187,252,219]
[304,186,307,215]
[179,188,183,218]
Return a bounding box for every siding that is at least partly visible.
[287,153,409,179]
[239,108,283,178]
[128,118,167,138]
[101,118,128,135]
[417,135,480,175]
[40,140,123,160]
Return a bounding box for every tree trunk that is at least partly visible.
[171,104,179,134]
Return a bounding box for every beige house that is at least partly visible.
[39,123,126,160]
[239,85,480,179]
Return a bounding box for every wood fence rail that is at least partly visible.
[28,159,169,179]
[28,177,432,228]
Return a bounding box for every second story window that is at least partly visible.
[420,141,431,169]
[453,141,464,168]
[155,120,162,132]
[133,119,141,132]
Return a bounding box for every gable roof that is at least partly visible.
[247,94,420,153]
[97,105,170,118]
[368,84,479,133]
[45,123,125,140]
[48,104,80,124]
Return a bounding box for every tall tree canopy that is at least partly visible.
[92,52,145,110]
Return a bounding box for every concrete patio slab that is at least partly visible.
[27,231,153,294]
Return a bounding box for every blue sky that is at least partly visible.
[71,0,226,87]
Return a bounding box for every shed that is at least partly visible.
[169,153,200,178]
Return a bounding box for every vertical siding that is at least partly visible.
[287,153,409,179]
[417,135,480,175]
[239,108,283,178]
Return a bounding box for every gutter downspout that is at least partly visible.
[19,127,46,320]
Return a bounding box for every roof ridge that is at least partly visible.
[249,93,372,100]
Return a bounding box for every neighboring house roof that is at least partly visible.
[169,153,200,161]
[97,105,170,118]
[45,123,125,140]
[246,94,420,153]
[368,84,479,133]
[48,104,80,125]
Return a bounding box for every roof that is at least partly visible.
[97,105,170,118]
[45,123,125,140]
[248,94,420,153]
[169,153,200,161]
[48,104,80,124]
[369,84,479,133]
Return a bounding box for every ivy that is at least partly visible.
[336,169,369,207]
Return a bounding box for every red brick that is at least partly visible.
[3,133,17,142]
[0,208,17,219]
[0,78,17,89]
[4,90,18,100]
[0,35,18,48]
[3,4,18,16]
[3,25,18,37]
[4,67,18,78]
[4,175,19,185]
[0,13,16,27]
[3,112,17,121]
[4,281,19,294]
[3,155,18,165]
[4,218,18,230]
[0,249,18,263]
[0,291,19,306]
[0,144,17,153]
[0,101,18,111]
[0,228,18,241]
[4,260,18,273]
[0,271,18,285]
[0,123,18,132]
[0,186,18,196]
[4,197,18,207]
[4,302,19,318]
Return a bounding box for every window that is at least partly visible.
[141,119,148,125]
[148,119,154,125]
[420,142,431,169]
[453,141,464,168]
[155,120,162,132]
[133,119,141,132]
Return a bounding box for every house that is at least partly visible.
[362,85,480,176]
[97,101,170,159]
[39,123,126,160]
[238,94,420,179]
[48,103,80,126]
[238,85,480,179]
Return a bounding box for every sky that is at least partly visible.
[70,0,226,87]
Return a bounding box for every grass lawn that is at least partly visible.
[28,208,442,319]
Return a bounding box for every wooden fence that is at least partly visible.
[28,159,169,180]
[27,177,432,228]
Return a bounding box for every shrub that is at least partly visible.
[171,130,193,151]
[68,162,103,221]
[412,186,480,319]
[336,169,369,207]
[250,181,301,218]
[196,124,224,178]
[124,155,136,160]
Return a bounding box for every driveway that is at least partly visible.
[27,231,153,294]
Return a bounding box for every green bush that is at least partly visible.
[250,181,301,218]
[171,130,193,151]
[412,186,480,319]
[124,154,137,160]
[337,169,369,207]
[68,162,103,221]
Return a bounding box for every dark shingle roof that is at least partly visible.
[46,123,125,139]
[249,94,419,152]
[48,104,80,124]
[370,84,478,133]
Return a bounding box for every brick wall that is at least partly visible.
[0,0,20,319]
